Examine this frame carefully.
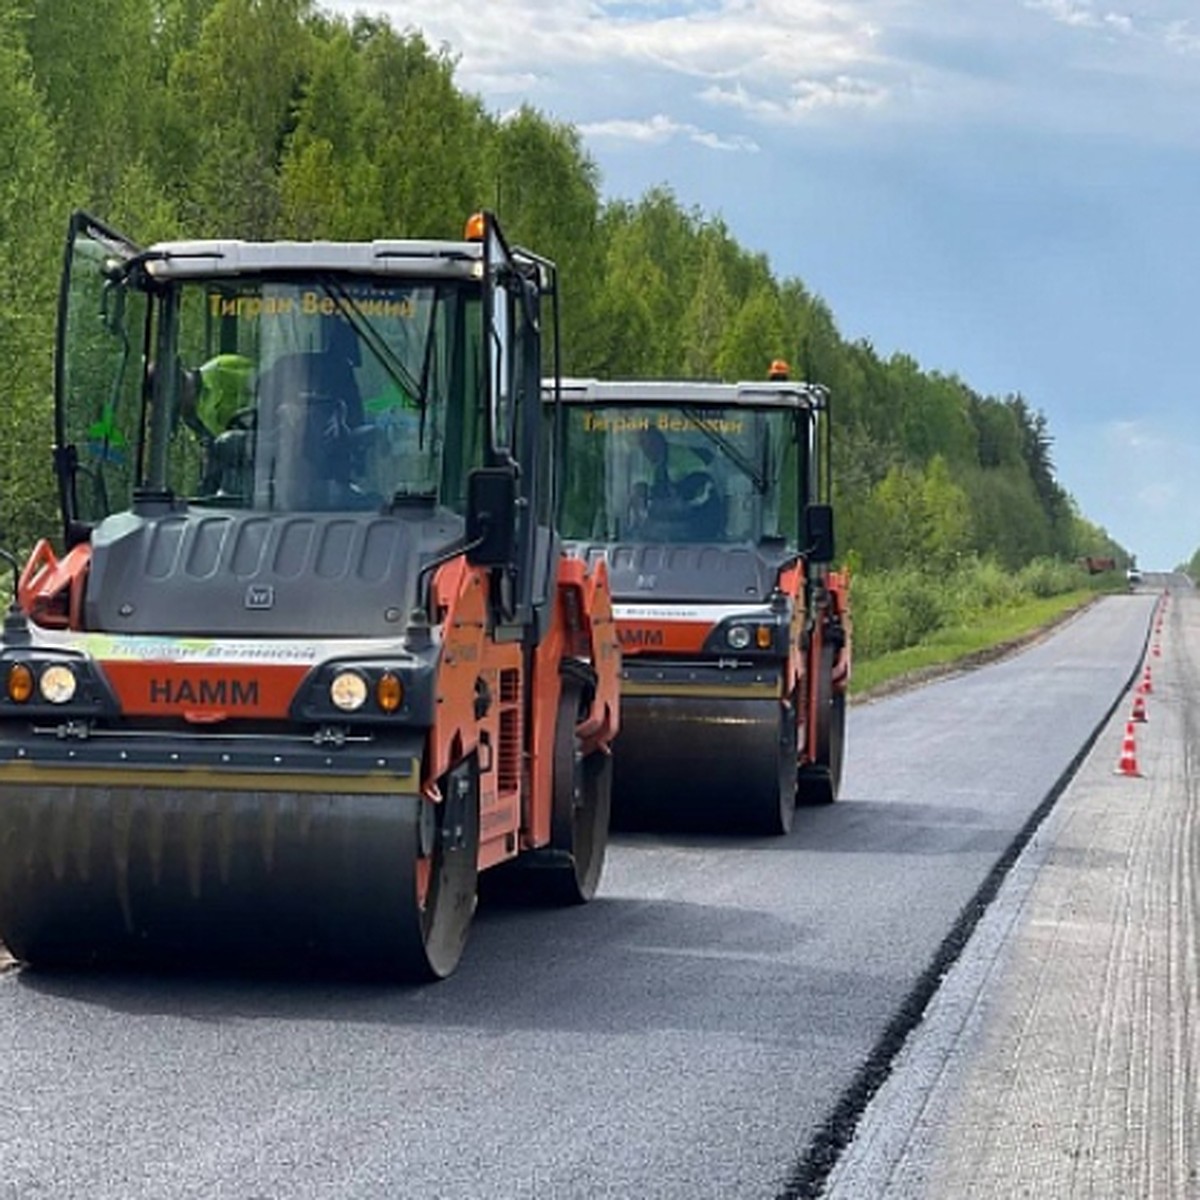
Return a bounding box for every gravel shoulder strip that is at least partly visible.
[823,586,1198,1199]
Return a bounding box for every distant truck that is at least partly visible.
[545,372,850,835]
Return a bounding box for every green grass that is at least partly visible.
[849,588,1095,697]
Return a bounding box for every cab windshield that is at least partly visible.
[156,277,474,511]
[558,404,804,545]
[61,267,484,521]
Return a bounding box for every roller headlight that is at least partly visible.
[726,625,752,650]
[39,664,79,705]
[329,669,369,712]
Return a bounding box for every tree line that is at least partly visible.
[0,0,1128,577]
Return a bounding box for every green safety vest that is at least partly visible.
[196,354,254,434]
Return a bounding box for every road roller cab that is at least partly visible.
[547,375,849,835]
[0,211,619,978]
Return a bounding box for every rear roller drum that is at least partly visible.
[523,672,612,904]
[393,755,481,980]
[746,696,798,837]
[798,641,846,806]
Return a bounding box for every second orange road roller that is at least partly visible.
[547,370,850,835]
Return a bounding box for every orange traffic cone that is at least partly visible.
[1152,643,1161,658]
[1131,693,1147,723]
[1141,666,1153,694]
[1115,723,1142,777]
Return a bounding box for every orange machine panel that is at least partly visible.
[102,660,309,722]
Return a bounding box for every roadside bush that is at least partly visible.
[1016,556,1083,598]
[952,555,1019,615]
[851,554,1085,662]
[852,565,954,658]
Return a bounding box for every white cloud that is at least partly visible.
[578,113,759,152]
[691,129,760,152]
[1025,1,1200,51]
[1022,0,1145,36]
[1024,1,1117,31]
[1165,20,1200,55]
[700,73,889,122]
[326,1,1200,149]
[577,113,691,144]
[468,71,543,98]
[326,1,887,116]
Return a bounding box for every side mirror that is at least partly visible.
[804,503,835,565]
[466,466,517,568]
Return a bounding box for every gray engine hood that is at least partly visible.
[85,506,466,638]
[568,540,793,604]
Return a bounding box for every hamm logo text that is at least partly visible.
[148,678,260,706]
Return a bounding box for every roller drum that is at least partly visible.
[0,781,440,975]
[612,695,795,834]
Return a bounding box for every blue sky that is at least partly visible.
[324,0,1200,568]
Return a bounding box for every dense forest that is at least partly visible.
[0,0,1135,649]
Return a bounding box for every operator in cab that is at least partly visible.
[627,424,723,541]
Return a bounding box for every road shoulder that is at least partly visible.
[824,587,1199,1199]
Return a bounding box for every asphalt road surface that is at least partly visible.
[0,591,1158,1199]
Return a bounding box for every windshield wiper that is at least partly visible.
[318,276,428,412]
[680,406,768,493]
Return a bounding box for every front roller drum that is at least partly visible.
[0,762,480,980]
[612,695,796,836]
